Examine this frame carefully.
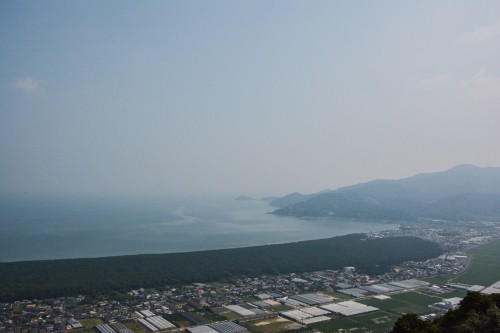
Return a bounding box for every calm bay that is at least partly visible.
[0,195,397,262]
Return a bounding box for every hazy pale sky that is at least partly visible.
[1,1,500,197]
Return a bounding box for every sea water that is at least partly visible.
[0,194,397,262]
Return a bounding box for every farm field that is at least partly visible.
[223,312,241,320]
[324,291,354,300]
[242,317,301,333]
[123,321,149,333]
[437,289,468,299]
[358,291,441,315]
[266,305,293,312]
[390,291,441,307]
[75,318,103,333]
[310,310,399,332]
[451,239,500,286]
[421,275,452,286]
[163,313,193,329]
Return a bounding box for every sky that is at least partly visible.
[1,1,500,197]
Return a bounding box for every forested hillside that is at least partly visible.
[390,292,500,333]
[273,165,500,221]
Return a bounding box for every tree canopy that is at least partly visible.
[0,234,441,301]
[390,292,500,333]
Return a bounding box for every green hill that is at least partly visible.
[272,165,500,221]
[390,292,500,333]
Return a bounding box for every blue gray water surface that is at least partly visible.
[0,195,397,262]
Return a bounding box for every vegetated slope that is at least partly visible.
[272,164,500,221]
[269,192,319,208]
[425,193,500,220]
[0,234,442,301]
[273,192,411,220]
[390,292,500,333]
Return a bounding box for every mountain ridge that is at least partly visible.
[272,164,500,221]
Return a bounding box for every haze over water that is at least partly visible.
[0,195,396,262]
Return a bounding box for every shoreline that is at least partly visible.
[0,216,398,263]
[0,234,442,301]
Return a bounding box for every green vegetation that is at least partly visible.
[79,318,104,328]
[359,297,420,315]
[438,289,467,299]
[243,296,259,303]
[390,292,441,308]
[420,276,452,286]
[11,304,22,312]
[451,239,500,286]
[323,291,353,299]
[390,292,500,333]
[359,292,440,315]
[163,313,193,328]
[425,193,500,220]
[201,309,226,323]
[274,192,411,220]
[223,312,241,320]
[310,317,359,332]
[0,234,442,301]
[123,321,149,333]
[75,318,103,333]
[273,165,500,221]
[270,192,317,208]
[267,305,293,312]
[351,311,401,331]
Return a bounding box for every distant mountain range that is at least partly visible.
[271,164,500,221]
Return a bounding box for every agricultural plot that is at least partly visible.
[420,276,452,286]
[242,317,301,333]
[79,318,104,327]
[451,239,500,286]
[358,292,440,315]
[310,310,399,332]
[352,311,400,331]
[359,297,417,315]
[324,291,354,300]
[309,317,359,332]
[76,318,104,333]
[390,292,441,307]
[163,313,194,329]
[201,310,227,323]
[123,321,149,333]
[222,312,242,320]
[437,289,467,299]
[266,305,293,312]
[243,296,260,303]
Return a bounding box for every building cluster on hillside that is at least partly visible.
[1,221,499,333]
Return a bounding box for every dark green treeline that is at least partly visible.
[0,234,442,301]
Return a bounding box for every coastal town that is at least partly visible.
[2,220,500,333]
